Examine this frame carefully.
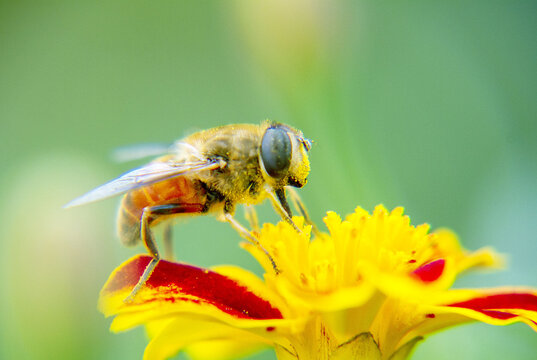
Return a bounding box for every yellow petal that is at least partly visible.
[185,338,269,360]
[143,316,269,360]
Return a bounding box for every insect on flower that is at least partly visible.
[65,122,312,300]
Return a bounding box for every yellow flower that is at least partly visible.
[99,205,537,360]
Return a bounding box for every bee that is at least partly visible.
[66,122,311,299]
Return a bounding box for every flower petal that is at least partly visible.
[99,255,285,332]
[443,290,537,331]
[273,276,377,312]
[412,259,446,283]
[369,299,430,357]
[395,290,537,350]
[185,338,269,360]
[377,300,472,353]
[143,316,270,360]
[431,229,503,273]
[357,260,457,303]
[211,264,293,319]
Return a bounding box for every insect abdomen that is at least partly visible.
[116,176,205,246]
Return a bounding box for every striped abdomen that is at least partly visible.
[117,176,206,246]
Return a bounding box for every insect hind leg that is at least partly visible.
[124,203,203,303]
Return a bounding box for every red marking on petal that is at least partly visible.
[425,313,436,319]
[412,259,445,282]
[408,259,417,264]
[104,256,283,320]
[481,310,517,320]
[448,293,537,315]
[104,256,150,292]
[266,326,275,332]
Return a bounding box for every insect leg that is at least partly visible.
[223,213,280,274]
[243,205,260,233]
[125,203,203,302]
[286,187,321,237]
[265,186,301,233]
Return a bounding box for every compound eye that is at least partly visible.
[261,127,292,178]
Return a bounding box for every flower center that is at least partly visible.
[257,205,444,297]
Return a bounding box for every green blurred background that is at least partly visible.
[1,0,536,359]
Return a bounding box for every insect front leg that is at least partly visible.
[223,210,280,275]
[286,187,321,237]
[243,205,260,233]
[125,203,203,303]
[265,186,301,233]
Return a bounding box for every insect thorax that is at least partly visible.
[193,130,266,207]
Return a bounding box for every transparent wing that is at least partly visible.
[111,143,172,163]
[64,159,224,208]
